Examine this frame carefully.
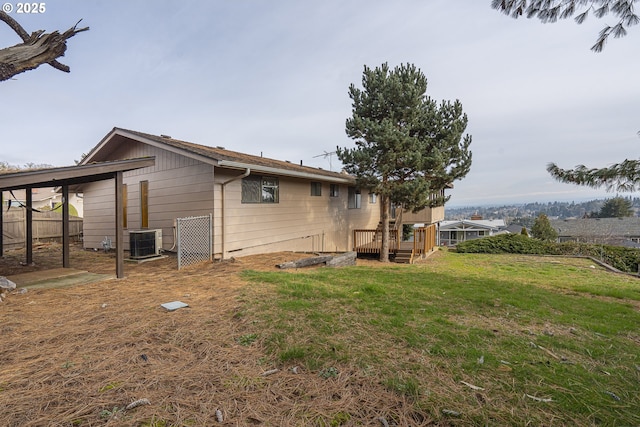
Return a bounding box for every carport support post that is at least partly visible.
[62,185,70,268]
[26,187,33,265]
[115,171,124,278]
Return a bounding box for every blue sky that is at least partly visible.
[2,1,638,206]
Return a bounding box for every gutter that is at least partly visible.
[217,160,354,184]
[220,168,250,259]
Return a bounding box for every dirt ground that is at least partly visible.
[0,243,429,427]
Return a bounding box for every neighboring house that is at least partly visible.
[79,128,444,259]
[438,219,506,246]
[503,223,529,236]
[2,188,84,217]
[551,217,640,247]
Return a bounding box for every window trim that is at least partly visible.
[241,175,280,204]
[310,181,322,197]
[348,187,361,209]
[140,180,149,228]
[122,183,128,229]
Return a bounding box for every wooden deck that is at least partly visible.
[353,224,437,263]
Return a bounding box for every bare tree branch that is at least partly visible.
[0,11,89,81]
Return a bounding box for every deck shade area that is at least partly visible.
[0,157,155,278]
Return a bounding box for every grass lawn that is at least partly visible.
[238,251,640,426]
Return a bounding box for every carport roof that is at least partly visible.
[0,157,155,279]
[0,157,155,191]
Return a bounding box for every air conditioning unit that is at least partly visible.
[129,229,163,259]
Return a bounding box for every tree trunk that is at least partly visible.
[0,11,88,81]
[380,194,390,262]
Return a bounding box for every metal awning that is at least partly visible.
[0,157,155,278]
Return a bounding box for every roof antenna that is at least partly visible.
[313,151,336,171]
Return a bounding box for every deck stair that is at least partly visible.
[394,247,413,264]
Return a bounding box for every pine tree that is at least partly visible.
[337,63,472,261]
[596,196,634,218]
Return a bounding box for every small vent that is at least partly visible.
[160,134,172,139]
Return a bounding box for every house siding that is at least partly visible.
[83,141,215,250]
[83,148,380,256]
[402,205,444,224]
[214,173,378,257]
[82,179,116,249]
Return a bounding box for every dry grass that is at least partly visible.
[1,244,424,426]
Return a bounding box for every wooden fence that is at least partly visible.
[1,210,83,250]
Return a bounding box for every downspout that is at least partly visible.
[221,168,250,259]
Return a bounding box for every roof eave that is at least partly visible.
[217,160,355,184]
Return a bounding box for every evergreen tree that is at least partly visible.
[337,63,472,261]
[531,213,558,242]
[596,196,634,217]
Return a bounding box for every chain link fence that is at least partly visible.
[176,214,212,270]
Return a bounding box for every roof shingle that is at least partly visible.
[115,128,352,182]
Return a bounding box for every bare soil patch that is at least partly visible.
[1,244,427,426]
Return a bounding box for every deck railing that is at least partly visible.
[353,228,400,253]
[353,224,436,259]
[413,224,437,260]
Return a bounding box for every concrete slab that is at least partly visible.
[7,268,113,290]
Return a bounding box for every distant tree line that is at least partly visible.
[447,197,639,225]
[1,161,53,172]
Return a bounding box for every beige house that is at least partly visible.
[79,128,443,260]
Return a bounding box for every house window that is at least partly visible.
[242,175,279,203]
[123,184,128,229]
[369,192,377,204]
[348,187,361,209]
[311,182,322,196]
[330,184,339,197]
[140,181,149,228]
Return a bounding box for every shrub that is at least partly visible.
[455,234,640,273]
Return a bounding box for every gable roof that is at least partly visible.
[439,219,506,231]
[550,217,640,237]
[82,128,355,184]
